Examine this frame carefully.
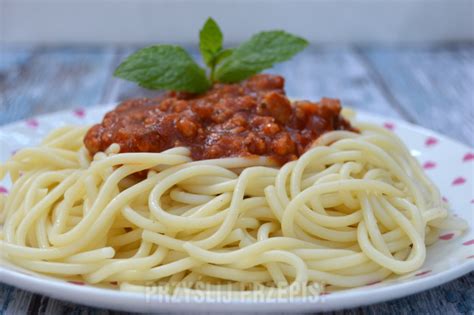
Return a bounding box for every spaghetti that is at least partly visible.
[0,119,467,297]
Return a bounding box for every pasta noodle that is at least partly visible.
[0,121,467,298]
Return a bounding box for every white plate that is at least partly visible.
[0,105,473,313]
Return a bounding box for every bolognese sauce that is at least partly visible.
[84,74,355,165]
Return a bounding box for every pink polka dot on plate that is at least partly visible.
[470,199,474,204]
[73,108,86,118]
[442,196,449,203]
[439,233,455,240]
[463,152,474,162]
[25,118,39,128]
[425,136,438,147]
[415,270,431,277]
[467,255,474,259]
[462,239,474,246]
[451,177,466,186]
[0,186,8,194]
[383,122,395,130]
[422,161,436,170]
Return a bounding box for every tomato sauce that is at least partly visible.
[84,74,355,165]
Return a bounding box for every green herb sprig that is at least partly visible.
[114,18,308,93]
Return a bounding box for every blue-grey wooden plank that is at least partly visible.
[361,43,474,146]
[269,46,402,119]
[0,46,118,125]
[0,47,34,72]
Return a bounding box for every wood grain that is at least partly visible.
[0,44,472,315]
[360,43,474,146]
[0,46,117,125]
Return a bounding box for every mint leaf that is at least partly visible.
[199,18,223,67]
[114,21,309,93]
[215,31,308,83]
[114,45,210,93]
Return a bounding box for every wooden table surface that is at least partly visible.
[0,43,473,314]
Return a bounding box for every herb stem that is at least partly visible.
[210,61,216,83]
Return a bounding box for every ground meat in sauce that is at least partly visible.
[84,74,355,165]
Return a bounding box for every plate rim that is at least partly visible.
[0,260,472,313]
